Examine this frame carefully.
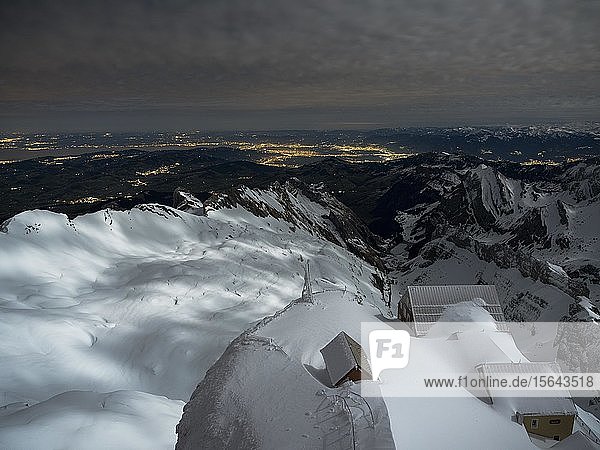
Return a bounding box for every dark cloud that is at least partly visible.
[1,0,598,130]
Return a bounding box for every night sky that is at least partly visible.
[1,0,599,131]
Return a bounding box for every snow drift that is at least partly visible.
[0,188,384,449]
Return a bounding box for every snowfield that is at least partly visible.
[2,160,600,449]
[0,390,183,450]
[178,296,600,449]
[177,292,395,450]
[0,192,383,449]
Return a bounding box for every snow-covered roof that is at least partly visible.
[478,361,563,377]
[477,362,577,416]
[320,331,370,386]
[402,285,507,335]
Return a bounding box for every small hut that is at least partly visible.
[320,331,372,386]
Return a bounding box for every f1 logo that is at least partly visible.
[368,329,411,380]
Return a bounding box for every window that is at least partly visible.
[531,418,539,429]
[549,419,561,425]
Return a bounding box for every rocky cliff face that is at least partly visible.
[204,179,386,270]
[385,157,600,322]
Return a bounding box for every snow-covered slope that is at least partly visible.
[177,292,394,449]
[0,188,384,449]
[177,293,600,449]
[0,391,182,449]
[205,179,385,269]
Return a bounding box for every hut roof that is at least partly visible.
[476,362,577,416]
[320,331,371,386]
[402,285,507,335]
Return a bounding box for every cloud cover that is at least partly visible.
[1,0,599,130]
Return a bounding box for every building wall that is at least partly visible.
[522,414,575,441]
[337,367,368,386]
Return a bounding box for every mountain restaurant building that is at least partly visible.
[397,284,508,336]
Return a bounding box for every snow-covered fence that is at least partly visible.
[316,389,375,450]
[317,393,357,450]
[342,389,375,431]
